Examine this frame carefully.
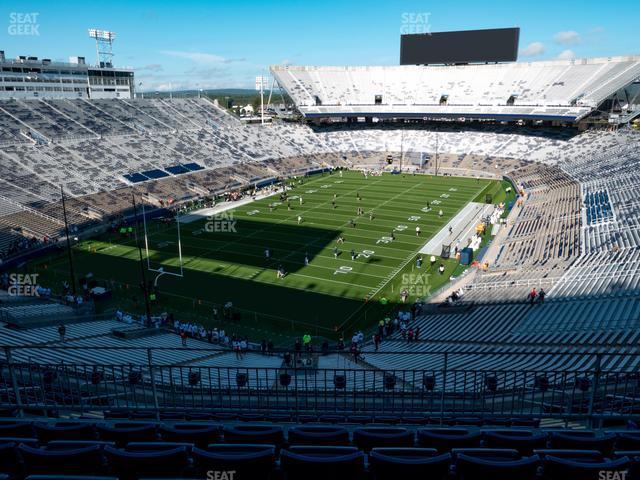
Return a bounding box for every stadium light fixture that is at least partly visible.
[88,28,116,67]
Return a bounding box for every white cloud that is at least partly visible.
[161,50,244,65]
[520,42,545,57]
[554,31,581,45]
[138,64,163,72]
[557,49,576,60]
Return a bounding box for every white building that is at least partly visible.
[0,51,134,100]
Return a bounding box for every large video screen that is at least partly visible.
[400,28,519,65]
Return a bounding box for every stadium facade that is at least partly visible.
[0,50,134,100]
[271,56,640,123]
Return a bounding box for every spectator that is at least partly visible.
[538,288,546,304]
[57,324,66,343]
[528,287,538,305]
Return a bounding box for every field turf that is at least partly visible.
[34,170,509,343]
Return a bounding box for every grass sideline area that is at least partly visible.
[31,170,512,344]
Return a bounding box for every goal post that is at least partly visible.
[141,203,184,279]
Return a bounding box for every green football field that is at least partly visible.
[34,170,511,344]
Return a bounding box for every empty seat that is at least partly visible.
[18,444,105,476]
[0,436,38,446]
[318,414,346,424]
[288,425,350,446]
[159,423,221,448]
[46,441,115,450]
[418,428,482,451]
[238,413,265,422]
[35,423,97,443]
[616,432,640,450]
[549,431,617,455]
[103,410,130,420]
[0,441,24,477]
[0,421,35,438]
[483,429,548,454]
[97,423,158,447]
[103,445,189,479]
[454,417,484,426]
[400,415,430,425]
[222,424,284,446]
[353,427,414,452]
[456,452,540,480]
[25,477,117,480]
[124,442,194,451]
[280,446,365,480]
[511,418,541,427]
[543,455,630,480]
[534,449,604,461]
[192,444,276,479]
[347,415,372,424]
[369,447,451,479]
[452,448,521,460]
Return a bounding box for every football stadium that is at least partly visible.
[0,1,639,478]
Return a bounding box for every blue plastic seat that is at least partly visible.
[280,446,365,480]
[353,427,414,451]
[549,430,617,455]
[452,448,521,460]
[400,415,430,425]
[454,417,484,426]
[35,422,97,443]
[534,449,604,461]
[288,425,349,446]
[124,441,194,451]
[369,447,451,479]
[18,444,106,476]
[456,452,540,479]
[0,421,35,438]
[103,445,189,479]
[97,423,158,447]
[543,454,630,480]
[418,428,482,451]
[0,436,38,446]
[191,444,276,478]
[483,429,548,454]
[46,441,115,450]
[511,418,541,427]
[25,476,117,480]
[317,414,346,424]
[103,410,130,420]
[616,432,640,451]
[222,424,284,446]
[0,441,23,476]
[159,423,221,448]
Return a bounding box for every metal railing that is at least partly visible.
[1,346,638,423]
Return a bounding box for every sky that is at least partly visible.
[1,0,639,91]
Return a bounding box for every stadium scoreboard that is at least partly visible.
[400,27,520,65]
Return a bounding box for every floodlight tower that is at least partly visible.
[255,75,267,124]
[88,29,116,67]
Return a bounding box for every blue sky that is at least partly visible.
[1,0,638,91]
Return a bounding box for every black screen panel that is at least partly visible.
[400,28,519,65]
